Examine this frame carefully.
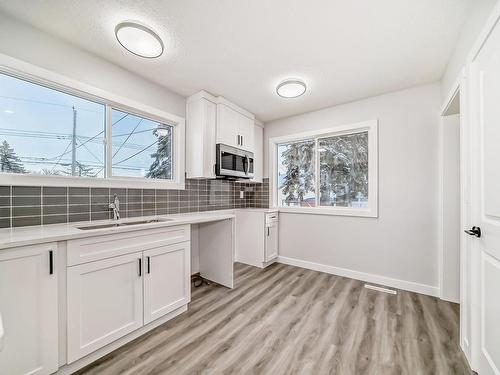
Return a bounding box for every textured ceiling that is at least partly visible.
[0,0,469,121]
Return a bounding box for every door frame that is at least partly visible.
[439,68,471,359]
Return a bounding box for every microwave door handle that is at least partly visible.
[244,155,249,175]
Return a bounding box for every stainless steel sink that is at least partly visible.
[76,218,172,230]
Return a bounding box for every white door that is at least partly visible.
[468,15,500,375]
[0,244,58,375]
[67,252,143,363]
[217,104,240,148]
[265,222,279,262]
[143,242,191,325]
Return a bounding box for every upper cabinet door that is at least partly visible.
[186,98,217,178]
[238,115,254,152]
[217,104,241,148]
[67,251,143,363]
[143,242,191,325]
[0,244,58,375]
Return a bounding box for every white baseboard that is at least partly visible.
[277,256,439,297]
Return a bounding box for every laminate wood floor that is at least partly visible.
[76,262,472,375]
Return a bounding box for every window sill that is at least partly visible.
[0,173,185,190]
[275,207,378,218]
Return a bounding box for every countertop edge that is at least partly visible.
[0,212,237,251]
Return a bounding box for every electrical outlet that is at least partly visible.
[240,191,244,199]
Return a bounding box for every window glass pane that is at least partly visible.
[0,73,105,177]
[277,139,315,207]
[111,109,173,179]
[319,131,368,207]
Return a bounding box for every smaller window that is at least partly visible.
[111,109,174,180]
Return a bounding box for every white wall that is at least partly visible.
[440,114,460,302]
[441,0,497,98]
[0,12,186,118]
[264,83,441,293]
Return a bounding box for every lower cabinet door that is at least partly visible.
[265,222,279,262]
[67,252,143,363]
[0,244,58,375]
[143,242,191,325]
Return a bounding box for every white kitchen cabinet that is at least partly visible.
[0,243,58,375]
[143,242,191,324]
[251,122,264,183]
[217,103,241,148]
[217,103,254,152]
[186,91,256,178]
[66,226,192,363]
[265,221,279,262]
[186,96,217,178]
[235,210,279,268]
[67,252,143,363]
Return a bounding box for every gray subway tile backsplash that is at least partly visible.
[12,216,41,227]
[0,178,269,228]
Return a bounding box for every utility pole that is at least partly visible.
[71,106,77,176]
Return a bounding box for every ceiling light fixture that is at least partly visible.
[276,79,307,98]
[115,21,164,58]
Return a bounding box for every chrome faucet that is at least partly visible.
[109,194,120,220]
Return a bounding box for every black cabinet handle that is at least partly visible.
[49,250,54,275]
[147,256,151,274]
[267,227,270,236]
[138,258,142,277]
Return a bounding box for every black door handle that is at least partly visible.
[464,226,481,238]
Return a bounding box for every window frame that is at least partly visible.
[0,64,185,189]
[269,120,378,217]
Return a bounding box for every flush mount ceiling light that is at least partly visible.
[276,79,307,98]
[115,21,164,58]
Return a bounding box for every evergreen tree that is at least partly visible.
[0,140,26,173]
[319,132,368,206]
[147,127,173,179]
[280,140,315,205]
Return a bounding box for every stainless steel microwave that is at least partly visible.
[216,144,254,179]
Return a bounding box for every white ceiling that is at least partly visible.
[0,0,469,121]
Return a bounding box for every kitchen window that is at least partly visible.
[270,120,378,217]
[0,69,184,189]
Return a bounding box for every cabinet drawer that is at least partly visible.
[265,212,279,224]
[67,225,190,266]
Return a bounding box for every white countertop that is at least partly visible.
[0,211,237,251]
